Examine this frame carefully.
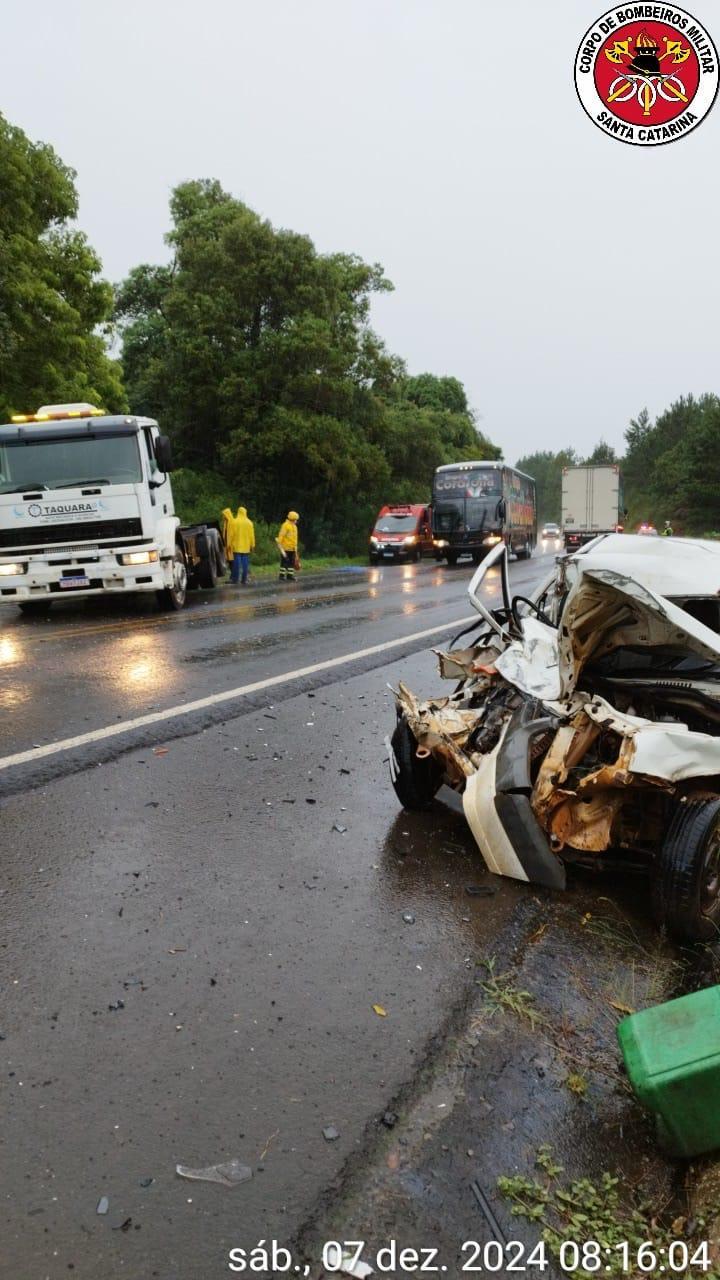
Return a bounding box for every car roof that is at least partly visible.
[565,533,720,598]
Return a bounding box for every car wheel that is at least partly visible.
[446,552,459,566]
[369,553,378,564]
[389,717,443,811]
[156,546,188,611]
[652,798,720,943]
[471,550,483,565]
[18,600,52,616]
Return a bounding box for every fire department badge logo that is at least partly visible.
[575,5,718,145]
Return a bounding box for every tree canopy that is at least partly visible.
[115,179,499,551]
[0,113,124,420]
[623,394,720,534]
[514,448,579,523]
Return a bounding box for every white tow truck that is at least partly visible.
[0,403,225,614]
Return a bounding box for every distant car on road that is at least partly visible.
[637,523,659,536]
[541,522,560,539]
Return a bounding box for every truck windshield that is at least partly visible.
[375,514,418,533]
[0,434,143,493]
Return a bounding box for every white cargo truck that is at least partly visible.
[561,464,625,551]
[0,403,225,614]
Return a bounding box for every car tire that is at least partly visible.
[471,550,484,565]
[652,797,720,943]
[369,554,378,565]
[18,600,52,616]
[156,545,188,611]
[390,716,443,811]
[446,552,459,566]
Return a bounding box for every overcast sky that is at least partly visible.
[3,0,718,462]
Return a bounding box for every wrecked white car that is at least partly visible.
[389,535,720,942]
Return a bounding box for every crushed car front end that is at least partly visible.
[388,537,720,942]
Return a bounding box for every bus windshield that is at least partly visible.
[0,434,143,493]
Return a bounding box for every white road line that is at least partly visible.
[0,612,479,772]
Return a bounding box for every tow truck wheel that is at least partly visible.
[445,551,459,567]
[157,545,188,611]
[390,716,443,811]
[652,797,720,943]
[18,600,52,616]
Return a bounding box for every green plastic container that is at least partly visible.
[618,984,720,1157]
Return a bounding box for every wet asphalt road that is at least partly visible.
[0,549,558,1280]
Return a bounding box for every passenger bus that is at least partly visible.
[431,461,537,565]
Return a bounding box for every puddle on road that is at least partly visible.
[182,611,384,661]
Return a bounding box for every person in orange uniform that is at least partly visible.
[276,511,299,581]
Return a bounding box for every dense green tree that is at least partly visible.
[116,181,496,551]
[0,113,124,419]
[645,395,720,533]
[514,448,578,523]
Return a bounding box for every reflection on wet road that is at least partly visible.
[1,550,563,1280]
[0,555,554,755]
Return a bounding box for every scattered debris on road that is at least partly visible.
[96,1196,109,1215]
[175,1159,252,1187]
[322,1125,340,1142]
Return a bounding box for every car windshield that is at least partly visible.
[0,434,143,493]
[375,514,418,533]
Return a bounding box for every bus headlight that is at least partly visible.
[118,550,159,566]
[0,562,26,576]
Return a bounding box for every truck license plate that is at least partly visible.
[59,575,90,590]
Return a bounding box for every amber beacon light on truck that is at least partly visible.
[10,403,107,424]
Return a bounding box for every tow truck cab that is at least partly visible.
[369,504,433,563]
[0,404,224,613]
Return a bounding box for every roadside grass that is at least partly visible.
[580,903,686,1008]
[226,555,367,581]
[499,1147,715,1279]
[474,956,543,1030]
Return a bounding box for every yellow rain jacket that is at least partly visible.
[277,513,298,553]
[221,508,235,561]
[231,506,256,554]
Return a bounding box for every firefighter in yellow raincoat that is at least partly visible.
[221,508,235,576]
[276,511,299,581]
[230,506,256,584]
